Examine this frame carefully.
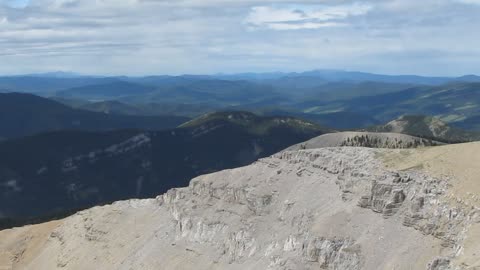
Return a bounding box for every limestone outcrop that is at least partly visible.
[0,143,479,270]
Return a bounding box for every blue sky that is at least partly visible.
[5,0,29,8]
[0,0,479,76]
[6,0,30,8]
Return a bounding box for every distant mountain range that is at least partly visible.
[56,81,156,99]
[1,70,479,132]
[0,111,329,228]
[57,98,380,129]
[78,100,217,118]
[216,69,480,85]
[46,81,480,131]
[2,70,478,94]
[0,93,189,138]
[0,76,118,93]
[300,82,480,131]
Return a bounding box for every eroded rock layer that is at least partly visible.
[1,144,479,270]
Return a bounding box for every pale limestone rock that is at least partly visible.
[1,143,479,270]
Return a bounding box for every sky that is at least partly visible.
[0,0,479,76]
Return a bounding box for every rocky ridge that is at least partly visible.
[0,143,479,270]
[285,132,443,151]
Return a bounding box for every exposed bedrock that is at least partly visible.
[1,146,479,270]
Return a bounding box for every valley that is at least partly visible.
[2,71,480,131]
[0,70,479,270]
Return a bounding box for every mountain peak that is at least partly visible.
[456,74,480,82]
[180,111,331,136]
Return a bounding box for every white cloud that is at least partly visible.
[0,0,478,75]
[245,3,372,30]
[267,21,346,30]
[246,6,306,25]
[455,0,480,4]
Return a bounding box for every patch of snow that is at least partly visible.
[3,179,21,192]
[37,166,48,175]
[61,134,152,172]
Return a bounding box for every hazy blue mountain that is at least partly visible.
[133,102,218,117]
[455,75,480,82]
[0,76,119,93]
[56,81,156,99]
[4,71,480,133]
[213,70,450,85]
[62,79,480,131]
[78,100,145,115]
[260,110,380,130]
[79,100,217,118]
[23,71,88,78]
[215,70,479,85]
[75,100,213,117]
[121,79,279,106]
[124,75,212,87]
[296,70,451,85]
[179,111,333,134]
[214,72,288,80]
[298,82,480,130]
[3,70,480,96]
[293,81,414,102]
[51,96,92,108]
[0,93,189,138]
[46,76,280,106]
[0,111,329,228]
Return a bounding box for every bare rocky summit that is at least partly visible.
[0,142,479,270]
[285,132,442,151]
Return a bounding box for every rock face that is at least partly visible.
[1,143,479,270]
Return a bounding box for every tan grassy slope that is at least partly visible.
[382,142,480,204]
[0,143,479,270]
[382,142,480,269]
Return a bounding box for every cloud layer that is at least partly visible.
[0,0,479,75]
[245,3,371,30]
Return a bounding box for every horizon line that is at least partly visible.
[3,69,479,78]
